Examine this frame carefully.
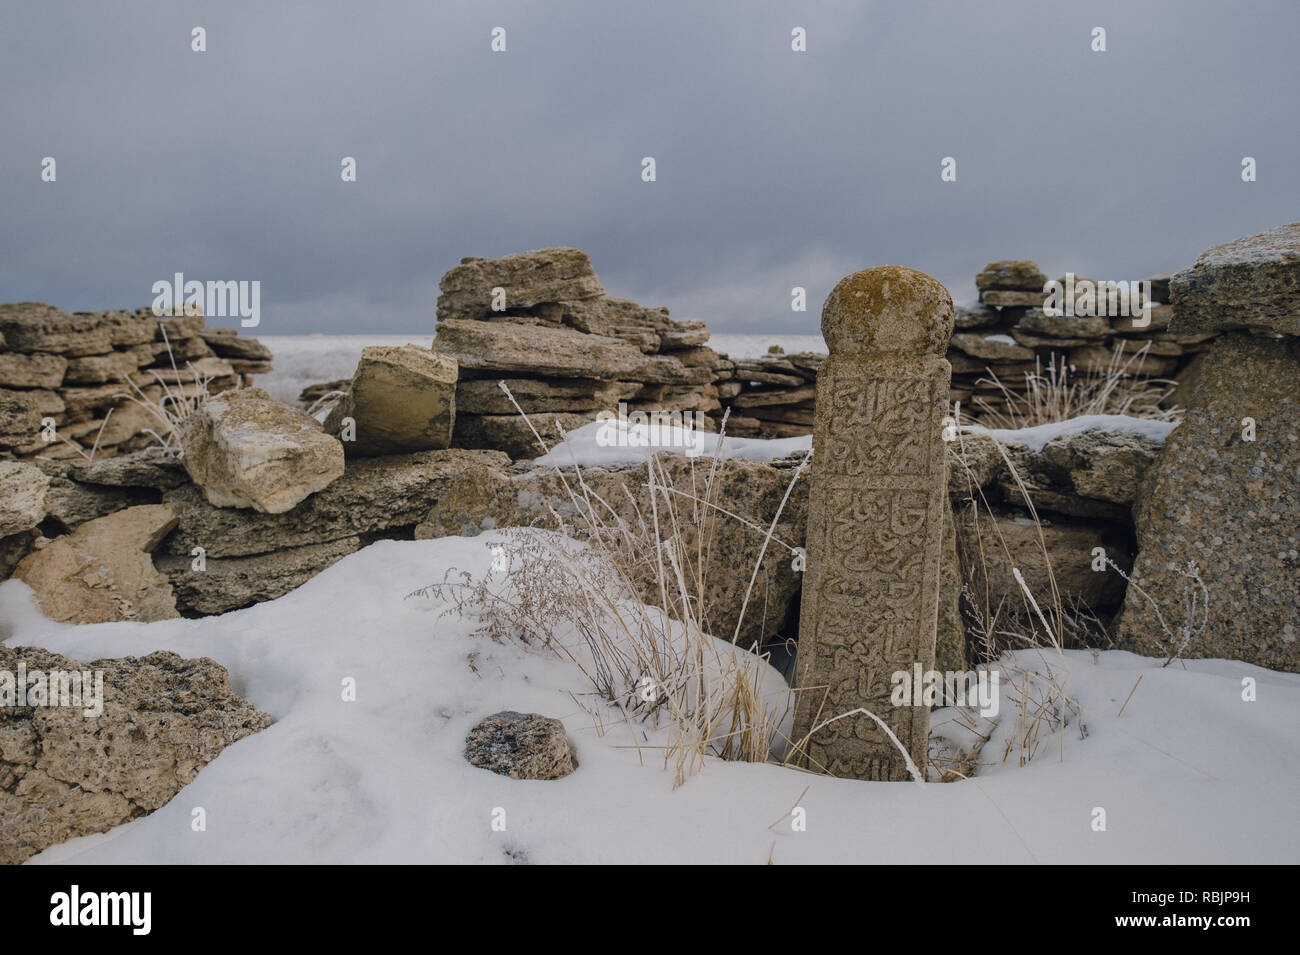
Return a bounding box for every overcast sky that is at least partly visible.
[2,1,1297,335]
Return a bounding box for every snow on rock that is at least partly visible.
[531,417,812,468]
[966,414,1179,453]
[2,533,1297,864]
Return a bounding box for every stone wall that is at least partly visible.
[5,229,1295,675]
[5,424,1165,671]
[0,303,271,462]
[302,253,1207,447]
[718,263,1209,438]
[429,248,721,458]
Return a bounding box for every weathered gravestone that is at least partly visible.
[791,267,954,780]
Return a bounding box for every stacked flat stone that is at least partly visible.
[297,247,1225,446]
[712,260,1211,433]
[944,259,1052,409]
[431,248,719,458]
[0,303,271,461]
[948,260,1208,418]
[4,416,1178,675]
[713,352,823,438]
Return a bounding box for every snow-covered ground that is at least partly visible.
[253,333,827,406]
[3,530,1297,865]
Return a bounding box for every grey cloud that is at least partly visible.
[1,0,1296,334]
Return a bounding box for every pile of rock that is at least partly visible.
[711,260,1211,434]
[714,352,823,438]
[944,261,1208,415]
[4,373,1287,674]
[4,386,506,618]
[0,303,271,462]
[5,228,1294,679]
[154,446,504,616]
[294,248,1214,448]
[429,248,720,458]
[948,426,1160,638]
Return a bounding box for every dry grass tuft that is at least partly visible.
[415,396,808,785]
[116,325,226,456]
[972,340,1181,430]
[1098,556,1208,668]
[33,326,223,464]
[419,373,1192,787]
[944,422,1091,772]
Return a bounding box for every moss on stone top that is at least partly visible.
[821,266,954,359]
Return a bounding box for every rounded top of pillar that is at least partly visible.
[821,266,954,358]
